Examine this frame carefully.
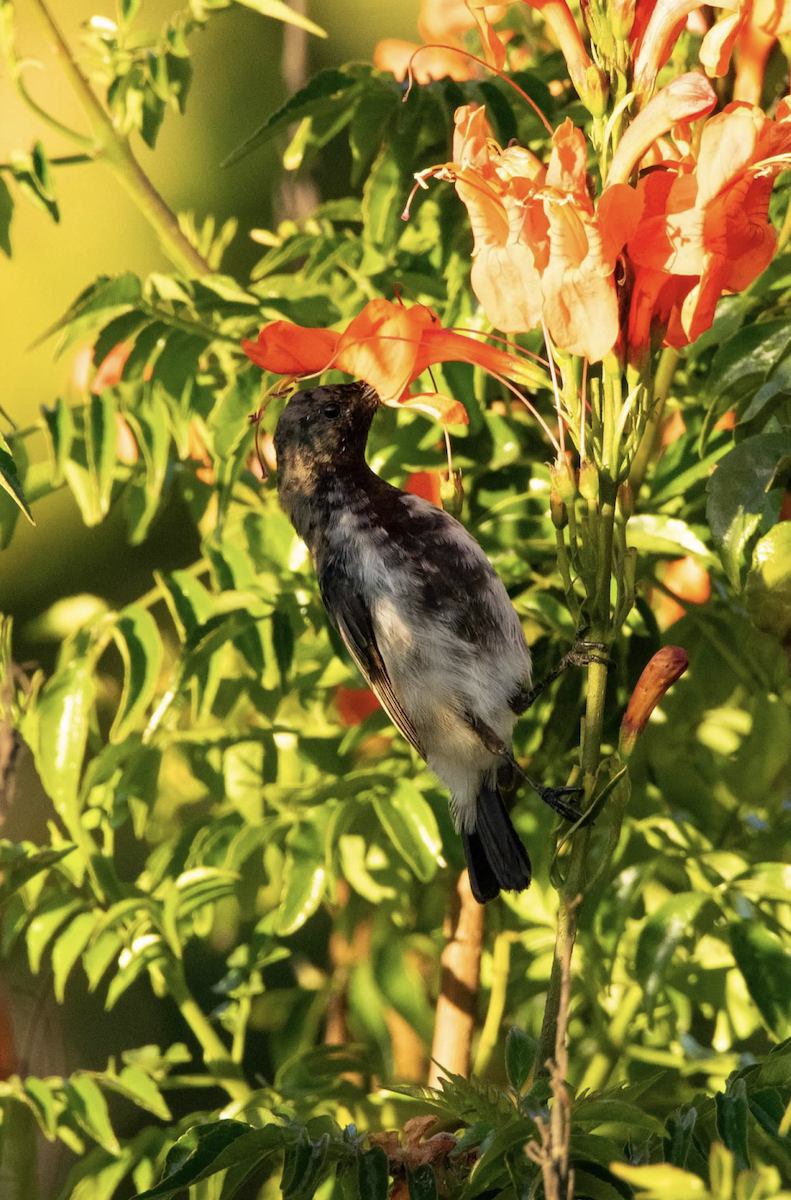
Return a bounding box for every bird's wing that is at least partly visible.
[320,576,426,759]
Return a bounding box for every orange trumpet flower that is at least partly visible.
[438,104,641,361]
[628,97,791,347]
[242,298,548,425]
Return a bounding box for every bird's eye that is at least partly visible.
[322,401,341,418]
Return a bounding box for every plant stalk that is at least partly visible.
[161,962,252,1105]
[27,0,211,277]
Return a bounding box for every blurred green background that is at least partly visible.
[0,0,419,627]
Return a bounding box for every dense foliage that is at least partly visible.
[1,0,790,1197]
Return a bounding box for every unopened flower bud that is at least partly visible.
[440,470,464,518]
[579,460,599,502]
[619,645,689,758]
[576,63,609,117]
[549,455,577,504]
[611,0,636,39]
[616,481,634,523]
[550,490,568,529]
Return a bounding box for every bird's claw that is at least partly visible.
[561,639,612,671]
[532,783,583,823]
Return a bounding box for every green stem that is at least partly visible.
[0,153,93,172]
[628,348,679,497]
[473,931,514,1077]
[27,0,211,278]
[777,186,791,253]
[161,962,252,1105]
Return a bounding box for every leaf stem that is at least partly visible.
[159,961,252,1104]
[27,0,212,278]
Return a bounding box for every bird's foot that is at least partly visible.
[526,778,583,823]
[515,638,613,713]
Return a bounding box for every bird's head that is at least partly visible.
[273,381,381,478]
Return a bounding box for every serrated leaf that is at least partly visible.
[706,433,791,590]
[223,69,363,167]
[505,1028,534,1094]
[110,606,164,742]
[372,780,441,883]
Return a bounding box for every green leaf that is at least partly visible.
[110,607,164,742]
[157,570,214,643]
[730,920,791,1039]
[664,1107,697,1169]
[134,1120,259,1199]
[627,515,713,562]
[52,911,98,1002]
[63,1074,121,1155]
[700,318,791,447]
[358,1147,389,1200]
[38,273,143,352]
[505,1028,534,1094]
[85,392,117,521]
[573,1098,667,1136]
[362,148,402,250]
[0,174,13,256]
[41,399,74,488]
[705,433,791,590]
[738,355,791,425]
[635,893,709,1016]
[0,430,34,525]
[372,780,441,883]
[100,1066,171,1122]
[27,896,83,974]
[83,930,122,991]
[715,1077,749,1172]
[283,1131,331,1200]
[223,68,363,167]
[233,0,326,37]
[24,1078,59,1140]
[408,1164,438,1200]
[610,1162,706,1198]
[223,741,265,823]
[274,821,327,936]
[745,523,791,647]
[24,657,96,834]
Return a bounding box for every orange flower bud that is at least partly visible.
[405,471,443,508]
[619,645,689,757]
[335,685,382,727]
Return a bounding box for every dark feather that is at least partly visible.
[320,571,426,758]
[472,782,532,896]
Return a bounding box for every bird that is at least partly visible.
[272,380,580,903]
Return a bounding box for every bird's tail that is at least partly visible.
[462,781,532,904]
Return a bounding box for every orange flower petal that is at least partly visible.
[373,38,473,82]
[541,197,620,362]
[242,322,340,375]
[464,0,507,67]
[607,73,718,185]
[405,470,444,506]
[390,391,470,424]
[335,300,426,400]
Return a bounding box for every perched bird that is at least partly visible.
[273,381,579,903]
